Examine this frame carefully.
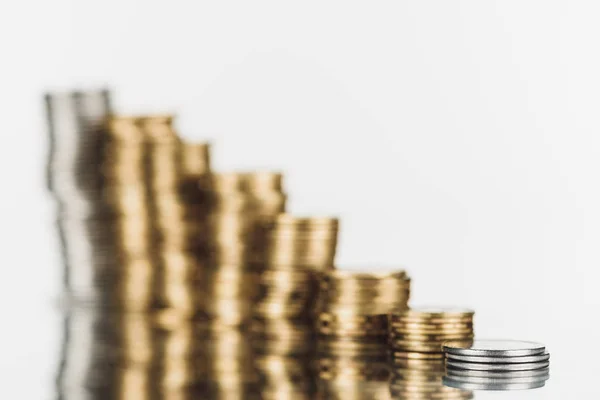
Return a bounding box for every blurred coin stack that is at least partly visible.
[388,307,475,362]
[251,216,338,356]
[194,172,286,328]
[103,115,211,313]
[316,270,411,358]
[46,90,115,300]
[46,89,212,312]
[389,358,472,399]
[443,339,550,391]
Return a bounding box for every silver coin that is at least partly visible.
[446,352,550,364]
[443,339,545,357]
[446,360,549,371]
[446,366,550,378]
[443,376,546,391]
[445,372,549,384]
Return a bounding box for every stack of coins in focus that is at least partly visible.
[251,215,339,356]
[195,172,286,328]
[316,270,411,358]
[443,340,550,391]
[388,307,475,362]
[389,358,473,399]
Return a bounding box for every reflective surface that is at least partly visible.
[38,305,561,400]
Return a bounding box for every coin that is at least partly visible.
[443,339,546,357]
[401,307,475,318]
[446,352,550,364]
[445,360,550,371]
[442,376,547,391]
[444,372,550,384]
[445,366,550,378]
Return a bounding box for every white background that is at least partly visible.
[0,0,598,397]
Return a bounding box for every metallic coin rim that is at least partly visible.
[445,360,550,371]
[442,376,547,391]
[445,366,550,378]
[443,339,546,357]
[446,352,550,364]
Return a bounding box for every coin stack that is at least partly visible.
[389,358,473,399]
[388,307,475,361]
[46,90,115,301]
[101,115,211,313]
[316,269,411,358]
[263,215,338,270]
[250,216,338,355]
[443,339,550,391]
[193,172,287,328]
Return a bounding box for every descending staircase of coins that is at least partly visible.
[46,89,550,399]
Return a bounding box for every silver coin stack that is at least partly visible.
[443,339,550,391]
[45,89,115,299]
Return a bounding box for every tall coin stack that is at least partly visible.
[316,270,411,358]
[388,307,475,362]
[195,172,286,329]
[389,358,473,399]
[46,90,118,302]
[102,115,211,312]
[251,216,339,355]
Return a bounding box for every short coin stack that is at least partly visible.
[317,269,411,358]
[443,339,550,391]
[388,307,475,361]
[389,358,473,399]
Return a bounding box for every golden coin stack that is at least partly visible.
[389,358,473,400]
[101,115,211,313]
[194,172,287,328]
[316,269,411,358]
[388,307,475,360]
[251,216,339,356]
[263,215,338,269]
